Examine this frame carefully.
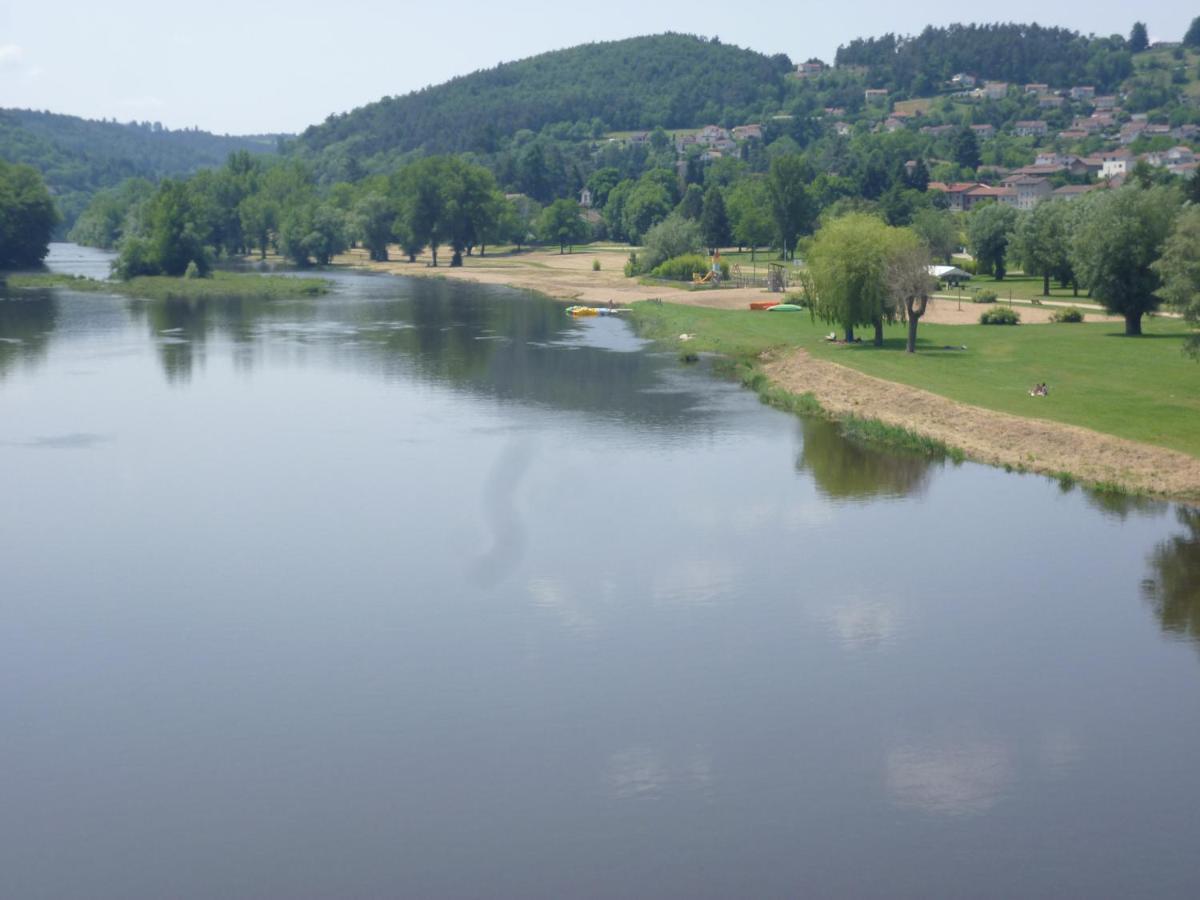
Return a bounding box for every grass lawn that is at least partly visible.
[947,273,1099,305]
[631,301,1200,457]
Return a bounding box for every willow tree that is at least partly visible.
[805,213,913,345]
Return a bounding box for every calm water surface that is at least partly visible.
[2,244,1199,898]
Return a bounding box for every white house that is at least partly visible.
[983,81,1009,100]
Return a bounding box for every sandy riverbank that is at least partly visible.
[335,245,1124,325]
[761,349,1200,500]
[331,244,1195,499]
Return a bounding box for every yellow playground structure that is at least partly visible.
[692,250,722,285]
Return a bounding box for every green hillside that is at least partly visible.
[293,33,792,164]
[0,109,280,231]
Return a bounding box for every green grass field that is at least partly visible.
[631,301,1200,457]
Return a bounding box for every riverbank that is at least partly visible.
[632,302,1200,500]
[6,271,330,300]
[333,244,1200,500]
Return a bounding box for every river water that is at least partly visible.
[2,244,1198,898]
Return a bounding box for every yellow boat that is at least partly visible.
[566,305,599,317]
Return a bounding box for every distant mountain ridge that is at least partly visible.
[292,33,792,164]
[0,108,280,230]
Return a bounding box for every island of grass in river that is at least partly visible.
[6,270,330,300]
[631,300,1200,459]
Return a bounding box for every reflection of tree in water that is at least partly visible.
[126,295,273,383]
[1142,507,1200,645]
[0,289,58,380]
[1081,486,1166,521]
[795,418,936,501]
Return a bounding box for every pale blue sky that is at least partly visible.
[0,1,1192,135]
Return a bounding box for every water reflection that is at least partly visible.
[795,418,936,501]
[0,289,57,379]
[1082,486,1167,521]
[886,733,1014,817]
[1143,507,1200,645]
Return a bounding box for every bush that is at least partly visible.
[950,255,977,275]
[592,258,601,271]
[623,251,639,278]
[638,212,702,273]
[973,289,998,304]
[183,260,202,279]
[980,306,1020,325]
[1051,306,1085,323]
[650,254,731,282]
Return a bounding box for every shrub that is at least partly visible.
[623,251,639,278]
[1051,306,1085,323]
[783,290,809,309]
[980,306,1020,325]
[950,255,977,275]
[650,254,731,282]
[973,289,998,304]
[592,258,601,272]
[638,212,703,272]
[183,260,202,280]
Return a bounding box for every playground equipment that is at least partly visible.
[691,250,723,286]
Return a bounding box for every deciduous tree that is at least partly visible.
[1071,185,1179,335]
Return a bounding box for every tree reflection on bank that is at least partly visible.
[795,417,937,501]
[1143,506,1200,647]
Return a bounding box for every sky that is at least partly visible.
[0,1,1193,136]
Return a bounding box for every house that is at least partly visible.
[731,124,763,141]
[970,123,996,139]
[983,81,1009,100]
[833,121,852,137]
[627,131,650,144]
[1035,152,1064,166]
[1009,164,1066,178]
[795,61,825,77]
[1093,95,1118,110]
[1071,117,1104,134]
[864,88,888,103]
[823,107,846,117]
[1038,96,1065,110]
[1174,124,1200,141]
[698,125,730,144]
[882,117,905,133]
[1100,149,1134,178]
[579,187,593,208]
[1025,83,1049,94]
[929,182,984,212]
[1014,120,1048,137]
[951,73,977,88]
[1057,129,1090,140]
[1000,174,1052,210]
[1119,122,1147,145]
[1069,86,1095,101]
[920,124,957,137]
[1146,146,1197,167]
[964,184,1015,210]
[1052,183,1101,201]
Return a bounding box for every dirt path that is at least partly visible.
[761,349,1200,500]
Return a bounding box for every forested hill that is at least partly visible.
[836,23,1134,95]
[294,33,792,162]
[0,109,279,230]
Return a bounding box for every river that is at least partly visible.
[2,244,1198,898]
